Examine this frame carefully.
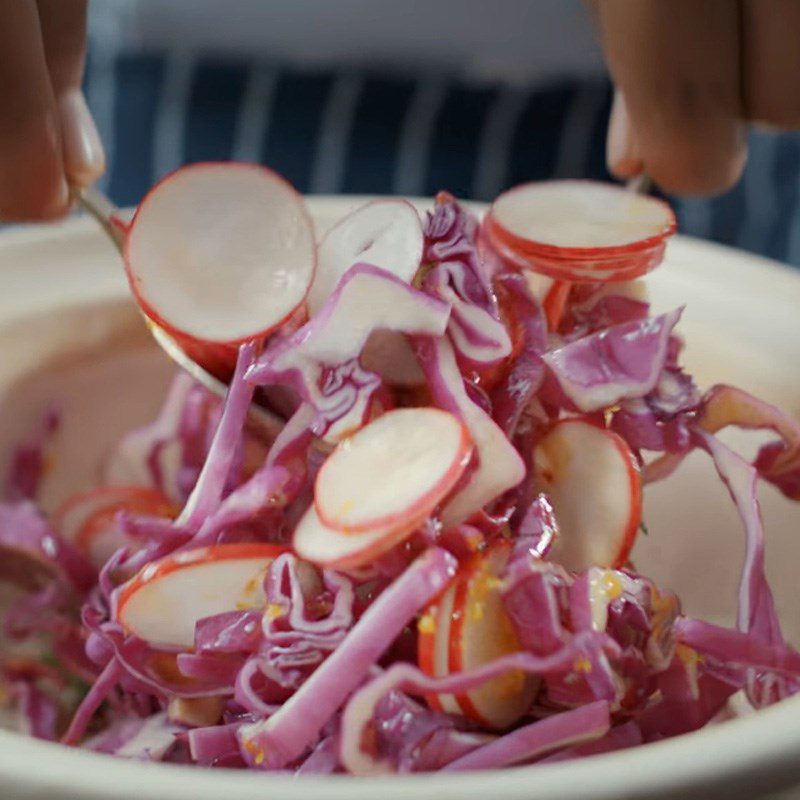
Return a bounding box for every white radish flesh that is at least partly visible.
[293,504,422,569]
[307,199,423,316]
[125,163,316,344]
[115,543,287,648]
[424,338,525,528]
[532,419,641,572]
[315,408,471,532]
[490,181,675,250]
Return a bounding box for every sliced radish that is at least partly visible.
[532,418,641,572]
[486,180,676,283]
[53,485,176,567]
[115,543,288,649]
[308,199,423,315]
[293,504,424,570]
[315,408,471,533]
[419,338,525,528]
[125,162,316,344]
[419,544,537,729]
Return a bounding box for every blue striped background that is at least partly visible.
[83,51,800,268]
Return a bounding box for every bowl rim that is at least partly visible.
[1,201,800,799]
[2,692,800,800]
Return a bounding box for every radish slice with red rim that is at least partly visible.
[53,486,175,542]
[532,418,641,572]
[307,199,423,315]
[314,408,472,533]
[115,543,288,649]
[486,180,676,283]
[293,504,425,570]
[418,544,538,729]
[125,163,316,344]
[53,485,176,567]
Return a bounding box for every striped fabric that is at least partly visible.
[84,51,800,267]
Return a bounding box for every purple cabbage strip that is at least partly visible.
[509,493,560,562]
[173,651,243,691]
[442,701,610,772]
[237,547,457,770]
[415,335,525,527]
[85,712,182,761]
[177,342,259,531]
[104,373,197,502]
[192,465,292,544]
[195,610,263,655]
[539,720,643,764]
[490,273,548,435]
[674,617,800,677]
[696,432,781,641]
[262,553,354,650]
[561,284,651,341]
[295,734,341,774]
[372,690,490,774]
[11,680,60,741]
[231,556,357,714]
[691,431,794,707]
[187,721,245,767]
[5,407,59,502]
[423,196,496,314]
[339,631,618,775]
[502,554,571,656]
[637,673,741,742]
[611,398,692,454]
[423,197,510,367]
[542,308,682,412]
[62,657,124,745]
[0,501,95,592]
[246,264,450,440]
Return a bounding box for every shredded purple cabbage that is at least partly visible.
[1,189,798,777]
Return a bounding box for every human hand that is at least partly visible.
[594,0,800,195]
[0,0,104,222]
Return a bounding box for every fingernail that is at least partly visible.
[59,90,105,185]
[606,89,643,177]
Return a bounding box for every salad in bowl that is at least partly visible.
[0,165,799,776]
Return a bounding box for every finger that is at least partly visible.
[0,0,68,221]
[36,0,104,185]
[597,0,746,195]
[741,0,800,127]
[606,89,644,179]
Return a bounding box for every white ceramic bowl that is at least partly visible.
[0,198,799,800]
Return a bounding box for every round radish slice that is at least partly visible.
[73,488,174,567]
[125,163,316,344]
[115,543,288,649]
[486,180,676,283]
[314,408,472,534]
[293,504,425,569]
[53,486,174,542]
[307,199,423,316]
[532,418,641,572]
[419,544,537,729]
